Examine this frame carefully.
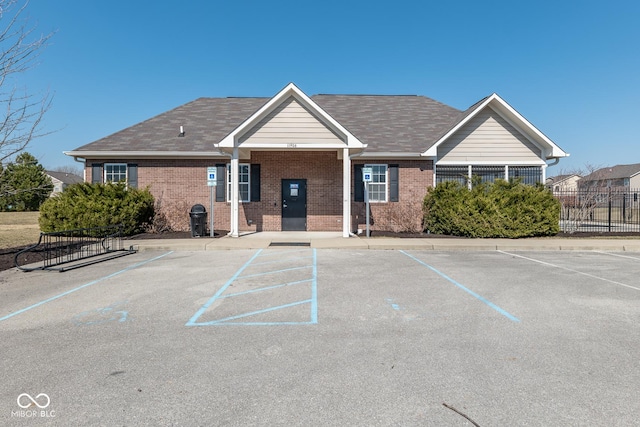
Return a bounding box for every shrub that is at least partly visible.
[39,182,155,235]
[423,179,560,238]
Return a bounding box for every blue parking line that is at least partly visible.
[219,279,312,299]
[237,265,310,279]
[185,249,263,326]
[186,248,318,326]
[399,250,520,323]
[190,299,313,326]
[0,252,173,323]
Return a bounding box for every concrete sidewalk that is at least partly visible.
[128,232,640,252]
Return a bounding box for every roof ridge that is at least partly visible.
[313,94,420,97]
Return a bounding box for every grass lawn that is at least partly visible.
[0,212,41,249]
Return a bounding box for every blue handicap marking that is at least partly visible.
[72,301,129,326]
[385,298,401,311]
[187,248,318,326]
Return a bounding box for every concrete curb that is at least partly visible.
[128,237,640,252]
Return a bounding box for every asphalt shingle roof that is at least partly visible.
[72,94,466,154]
[46,171,83,184]
[583,163,640,180]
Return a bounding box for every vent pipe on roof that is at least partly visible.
[178,126,185,137]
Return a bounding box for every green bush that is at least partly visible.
[423,179,560,238]
[39,182,155,235]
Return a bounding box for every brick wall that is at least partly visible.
[86,156,433,233]
[351,160,433,233]
[246,151,343,231]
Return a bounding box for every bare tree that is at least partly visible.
[52,164,83,176]
[552,164,620,233]
[0,0,54,164]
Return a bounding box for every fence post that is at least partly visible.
[608,189,612,232]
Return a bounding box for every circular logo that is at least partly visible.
[17,393,50,409]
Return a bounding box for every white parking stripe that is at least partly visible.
[497,250,640,292]
[594,251,640,261]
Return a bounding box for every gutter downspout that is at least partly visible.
[71,156,87,182]
[544,158,561,183]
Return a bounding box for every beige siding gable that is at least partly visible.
[438,107,542,162]
[239,96,345,146]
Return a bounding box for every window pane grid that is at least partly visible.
[365,164,387,202]
[105,164,127,183]
[227,164,250,202]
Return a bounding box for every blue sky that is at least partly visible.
[16,0,640,175]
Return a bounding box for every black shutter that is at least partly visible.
[127,164,138,188]
[389,164,399,202]
[250,164,260,202]
[215,164,226,202]
[92,163,103,184]
[354,164,364,202]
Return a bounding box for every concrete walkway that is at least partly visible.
[128,232,640,252]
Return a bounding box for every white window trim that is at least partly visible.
[365,163,388,203]
[104,163,127,184]
[226,163,251,203]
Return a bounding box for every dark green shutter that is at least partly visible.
[389,164,399,202]
[354,164,364,202]
[250,164,260,202]
[215,164,226,202]
[127,164,138,188]
[91,163,103,184]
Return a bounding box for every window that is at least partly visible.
[104,163,127,183]
[227,164,250,202]
[365,164,387,202]
[436,165,543,187]
[436,166,468,186]
[472,166,504,184]
[509,166,542,185]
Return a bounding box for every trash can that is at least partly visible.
[189,204,207,237]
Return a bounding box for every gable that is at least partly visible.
[239,96,344,146]
[437,107,543,163]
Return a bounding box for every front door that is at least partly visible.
[282,179,307,231]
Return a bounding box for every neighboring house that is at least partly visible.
[546,174,581,194]
[64,83,569,236]
[45,171,83,195]
[579,163,640,190]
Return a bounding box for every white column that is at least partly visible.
[231,147,240,237]
[342,148,351,237]
[541,164,547,183]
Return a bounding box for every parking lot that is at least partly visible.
[1,248,639,426]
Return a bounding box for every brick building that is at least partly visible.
[65,83,568,237]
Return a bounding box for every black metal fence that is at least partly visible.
[15,224,137,272]
[554,188,640,233]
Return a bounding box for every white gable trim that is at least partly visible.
[422,93,569,160]
[217,83,365,151]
